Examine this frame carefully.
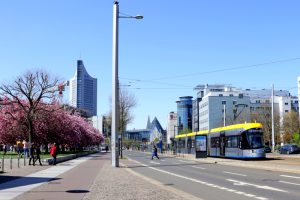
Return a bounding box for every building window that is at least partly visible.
[285,110,289,113]
[285,103,288,105]
[219,94,223,97]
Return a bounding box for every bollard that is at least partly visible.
[2,155,4,172]
[18,154,20,168]
[10,154,12,170]
[24,155,26,166]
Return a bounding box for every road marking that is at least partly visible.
[223,171,247,177]
[178,160,194,163]
[130,159,268,200]
[150,161,160,165]
[160,160,166,162]
[173,162,181,165]
[280,174,300,179]
[226,179,287,193]
[191,166,206,170]
[279,181,300,186]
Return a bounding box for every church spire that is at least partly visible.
[146,116,151,129]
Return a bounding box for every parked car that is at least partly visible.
[279,144,300,154]
[264,146,272,153]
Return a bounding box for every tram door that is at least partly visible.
[220,132,226,157]
[187,137,192,154]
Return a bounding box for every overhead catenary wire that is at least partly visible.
[146,57,300,81]
[120,57,300,91]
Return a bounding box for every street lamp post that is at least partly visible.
[112,1,143,167]
[271,84,275,152]
[222,100,226,126]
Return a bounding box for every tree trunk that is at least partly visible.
[28,118,34,144]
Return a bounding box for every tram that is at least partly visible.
[175,123,266,159]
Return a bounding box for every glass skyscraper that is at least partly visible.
[70,60,97,117]
[176,96,193,133]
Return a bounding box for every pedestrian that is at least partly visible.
[3,144,7,155]
[105,145,109,153]
[29,144,36,166]
[151,145,159,160]
[16,140,23,157]
[49,143,57,165]
[23,140,29,158]
[34,145,43,166]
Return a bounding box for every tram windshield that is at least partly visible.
[241,129,264,149]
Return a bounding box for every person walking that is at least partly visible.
[29,144,36,166]
[16,140,23,157]
[105,145,109,153]
[3,144,7,155]
[151,145,159,160]
[49,143,57,165]
[23,140,29,158]
[34,145,43,166]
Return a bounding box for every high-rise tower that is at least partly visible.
[70,60,97,117]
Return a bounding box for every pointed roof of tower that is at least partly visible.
[151,117,164,133]
[146,116,151,129]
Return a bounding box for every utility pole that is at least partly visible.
[271,84,275,153]
[112,1,120,167]
[111,1,143,167]
[222,100,226,126]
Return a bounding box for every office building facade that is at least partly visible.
[176,96,193,133]
[70,60,97,117]
[166,112,178,145]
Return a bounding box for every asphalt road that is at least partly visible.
[125,151,300,200]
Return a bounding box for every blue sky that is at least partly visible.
[1,0,300,130]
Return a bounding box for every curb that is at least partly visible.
[43,151,97,165]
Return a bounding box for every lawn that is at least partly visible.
[0,150,96,159]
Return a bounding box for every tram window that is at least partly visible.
[226,136,238,148]
[211,137,219,147]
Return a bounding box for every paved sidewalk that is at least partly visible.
[0,152,200,200]
[82,157,200,200]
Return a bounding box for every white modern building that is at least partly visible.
[90,115,103,132]
[166,112,177,145]
[70,60,97,117]
[194,84,297,132]
[198,90,250,130]
[194,84,250,130]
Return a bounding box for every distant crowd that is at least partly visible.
[1,140,58,166]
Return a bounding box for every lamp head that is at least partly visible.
[134,15,143,19]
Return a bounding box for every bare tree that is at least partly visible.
[107,87,137,157]
[283,111,299,143]
[0,70,59,144]
[119,88,137,134]
[250,106,280,145]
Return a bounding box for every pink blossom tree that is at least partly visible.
[0,95,103,148]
